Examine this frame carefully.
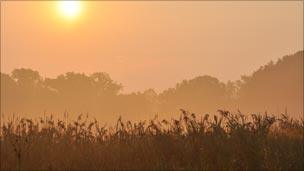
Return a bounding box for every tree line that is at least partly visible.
[1,51,303,123]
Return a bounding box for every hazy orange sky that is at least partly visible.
[1,1,303,93]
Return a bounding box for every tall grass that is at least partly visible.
[1,110,303,170]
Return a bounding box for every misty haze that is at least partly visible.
[0,1,303,171]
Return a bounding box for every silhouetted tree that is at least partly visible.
[0,51,302,120]
[237,51,303,116]
[12,68,42,87]
[159,75,231,114]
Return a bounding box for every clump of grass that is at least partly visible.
[0,110,303,170]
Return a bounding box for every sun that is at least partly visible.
[58,1,82,20]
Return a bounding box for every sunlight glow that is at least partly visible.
[58,1,82,20]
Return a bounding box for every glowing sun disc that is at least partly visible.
[58,1,82,19]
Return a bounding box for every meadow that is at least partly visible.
[0,110,303,170]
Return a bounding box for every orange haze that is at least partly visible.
[0,1,303,124]
[1,1,303,93]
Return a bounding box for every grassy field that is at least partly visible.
[0,110,303,170]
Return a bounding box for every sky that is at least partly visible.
[1,1,303,93]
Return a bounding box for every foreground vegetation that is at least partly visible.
[0,110,303,170]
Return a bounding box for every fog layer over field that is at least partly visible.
[1,51,303,123]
